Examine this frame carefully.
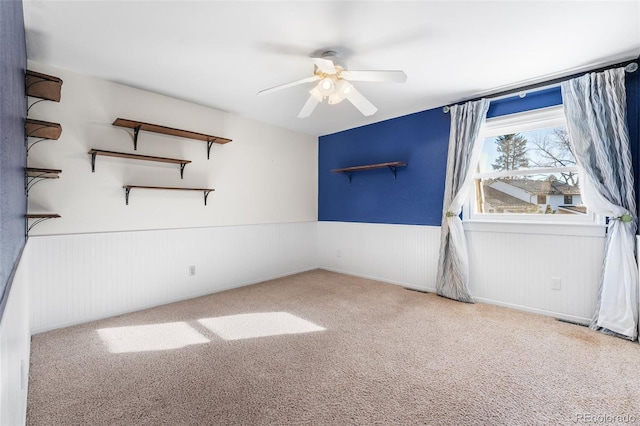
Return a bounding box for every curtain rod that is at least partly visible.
[443,56,640,113]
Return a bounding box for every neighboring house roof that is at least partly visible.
[481,180,587,215]
[482,185,538,210]
[496,178,580,195]
[557,205,588,214]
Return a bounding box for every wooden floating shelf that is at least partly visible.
[26,118,62,140]
[25,167,62,179]
[331,161,407,184]
[24,70,63,235]
[89,149,191,179]
[26,70,63,102]
[113,118,232,159]
[123,185,215,206]
[25,167,62,194]
[26,213,61,219]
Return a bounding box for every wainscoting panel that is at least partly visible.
[466,226,605,323]
[318,221,606,324]
[29,220,611,332]
[317,221,441,291]
[29,222,318,334]
[0,245,31,426]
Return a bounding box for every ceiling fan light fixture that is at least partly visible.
[258,49,406,118]
[327,93,343,105]
[328,80,353,105]
[340,80,352,95]
[319,77,335,96]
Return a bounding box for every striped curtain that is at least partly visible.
[436,99,490,303]
[561,68,638,341]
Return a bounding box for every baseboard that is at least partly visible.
[319,267,435,293]
[472,296,591,325]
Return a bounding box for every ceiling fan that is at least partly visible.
[258,51,407,118]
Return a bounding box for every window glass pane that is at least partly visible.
[474,174,585,215]
[477,126,575,174]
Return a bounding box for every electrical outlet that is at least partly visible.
[551,277,561,290]
[189,265,196,276]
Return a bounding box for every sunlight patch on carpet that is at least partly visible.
[198,312,325,340]
[97,322,209,353]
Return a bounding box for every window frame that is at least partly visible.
[463,105,600,226]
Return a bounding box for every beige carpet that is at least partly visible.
[27,269,640,425]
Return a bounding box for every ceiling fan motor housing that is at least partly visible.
[320,50,344,71]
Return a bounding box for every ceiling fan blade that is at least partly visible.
[341,70,407,83]
[346,86,377,116]
[312,57,337,75]
[298,95,320,118]
[258,75,320,96]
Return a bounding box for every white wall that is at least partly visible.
[0,246,30,426]
[318,221,605,324]
[26,61,317,235]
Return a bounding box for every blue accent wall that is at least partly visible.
[319,109,450,225]
[318,88,564,226]
[487,87,562,118]
[0,0,27,315]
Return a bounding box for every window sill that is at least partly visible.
[463,220,606,237]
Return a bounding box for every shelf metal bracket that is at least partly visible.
[26,123,50,139]
[204,190,212,206]
[25,138,48,156]
[27,217,52,235]
[25,215,60,237]
[26,177,46,195]
[133,125,141,150]
[91,151,97,172]
[180,163,186,179]
[26,98,47,114]
[25,79,45,92]
[25,78,56,96]
[342,171,353,185]
[387,165,399,181]
[207,139,215,160]
[125,187,131,205]
[25,172,57,195]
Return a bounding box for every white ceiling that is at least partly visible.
[23,1,640,137]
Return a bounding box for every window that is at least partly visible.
[465,105,594,223]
